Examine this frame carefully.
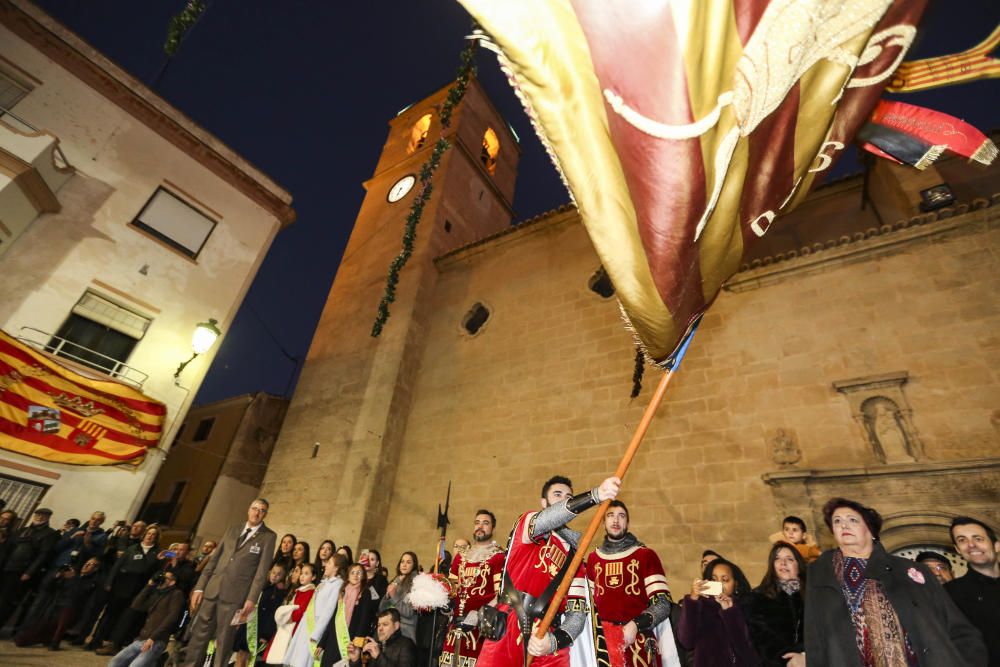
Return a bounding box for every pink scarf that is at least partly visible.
[343,584,361,626]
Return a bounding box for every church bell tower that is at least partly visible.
[260,78,520,550]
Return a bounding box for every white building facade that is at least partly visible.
[0,0,294,522]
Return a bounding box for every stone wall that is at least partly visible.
[377,199,1000,587]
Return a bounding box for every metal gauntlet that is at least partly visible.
[553,628,573,650]
[565,489,601,515]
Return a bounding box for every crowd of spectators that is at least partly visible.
[675,501,995,666]
[0,494,996,667]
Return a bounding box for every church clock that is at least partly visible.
[387,174,416,203]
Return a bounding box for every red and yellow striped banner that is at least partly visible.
[459,0,927,364]
[0,329,165,465]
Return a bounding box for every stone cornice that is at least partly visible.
[725,193,1000,292]
[434,202,577,268]
[0,0,295,228]
[762,457,1000,486]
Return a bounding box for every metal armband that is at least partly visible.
[565,489,600,515]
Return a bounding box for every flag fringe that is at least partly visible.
[914,144,946,170]
[970,139,999,166]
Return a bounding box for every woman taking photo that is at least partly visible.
[805,497,987,666]
[677,557,760,666]
[747,542,805,667]
[379,551,419,641]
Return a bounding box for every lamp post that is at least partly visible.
[173,318,221,379]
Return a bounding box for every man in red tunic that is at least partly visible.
[586,501,681,667]
[440,510,506,667]
[477,475,621,667]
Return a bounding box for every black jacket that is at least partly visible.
[159,558,197,595]
[2,522,58,576]
[805,544,987,666]
[746,589,803,667]
[946,568,1000,666]
[133,584,185,642]
[321,587,381,667]
[106,543,159,599]
[350,629,416,667]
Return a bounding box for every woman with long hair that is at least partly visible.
[289,541,310,586]
[317,561,380,667]
[677,557,760,666]
[314,539,336,578]
[747,542,806,666]
[272,533,296,571]
[379,551,419,641]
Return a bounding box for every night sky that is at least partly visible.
[32,1,1000,405]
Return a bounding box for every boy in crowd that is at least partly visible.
[768,515,821,563]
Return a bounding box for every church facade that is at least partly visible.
[260,80,999,584]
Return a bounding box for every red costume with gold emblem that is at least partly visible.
[476,511,589,667]
[440,543,506,667]
[587,544,676,667]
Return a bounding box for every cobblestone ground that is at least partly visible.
[0,641,118,666]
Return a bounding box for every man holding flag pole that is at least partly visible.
[476,475,620,667]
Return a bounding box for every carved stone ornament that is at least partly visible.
[833,371,924,463]
[769,428,802,466]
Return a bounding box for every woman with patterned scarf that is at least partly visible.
[805,497,986,666]
[746,542,806,666]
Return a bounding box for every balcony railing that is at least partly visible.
[0,105,70,169]
[16,327,148,388]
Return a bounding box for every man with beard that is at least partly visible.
[477,474,620,667]
[586,501,681,667]
[439,510,505,667]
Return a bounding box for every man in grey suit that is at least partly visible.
[183,498,277,667]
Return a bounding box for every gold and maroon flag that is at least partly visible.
[0,329,165,465]
[458,0,927,364]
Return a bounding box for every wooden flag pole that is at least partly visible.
[526,365,680,665]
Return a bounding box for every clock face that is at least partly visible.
[387,174,416,203]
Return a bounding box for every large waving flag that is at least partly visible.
[0,330,165,465]
[458,0,928,364]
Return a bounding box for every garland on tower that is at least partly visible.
[371,37,478,338]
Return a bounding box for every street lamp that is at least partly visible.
[174,318,221,379]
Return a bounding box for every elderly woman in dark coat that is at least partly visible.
[805,497,987,667]
[677,557,760,666]
[746,542,805,667]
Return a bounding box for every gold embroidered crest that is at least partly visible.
[605,561,623,588]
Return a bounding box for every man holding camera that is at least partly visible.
[107,570,185,667]
[51,510,108,568]
[349,608,417,667]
